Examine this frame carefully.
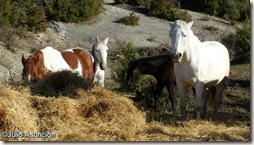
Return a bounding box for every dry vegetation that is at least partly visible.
[0,68,250,141]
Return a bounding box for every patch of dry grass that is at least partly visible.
[0,70,251,141]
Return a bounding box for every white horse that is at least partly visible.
[90,36,109,87]
[169,20,230,120]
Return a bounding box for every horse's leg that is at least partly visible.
[195,81,205,120]
[200,87,210,119]
[99,80,105,87]
[176,78,187,120]
[166,83,177,113]
[154,81,164,112]
[94,70,105,87]
[191,87,196,118]
[214,78,226,114]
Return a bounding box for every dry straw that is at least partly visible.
[0,71,250,141]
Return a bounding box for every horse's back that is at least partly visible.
[41,46,72,71]
[71,48,95,83]
[202,41,230,72]
[200,41,230,83]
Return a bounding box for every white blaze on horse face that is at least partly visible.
[93,37,109,70]
[28,75,31,82]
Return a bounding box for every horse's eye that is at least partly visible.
[169,34,172,37]
[183,34,186,37]
[96,49,99,52]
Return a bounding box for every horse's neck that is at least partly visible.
[138,61,158,75]
[183,32,202,63]
[94,61,101,72]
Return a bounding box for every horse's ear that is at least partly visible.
[22,54,27,65]
[187,21,194,29]
[35,52,43,62]
[169,22,174,28]
[95,36,100,43]
[103,37,109,45]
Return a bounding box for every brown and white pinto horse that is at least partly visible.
[21,46,96,84]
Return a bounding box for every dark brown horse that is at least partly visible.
[126,54,177,112]
[126,54,217,115]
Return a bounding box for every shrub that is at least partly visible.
[222,19,250,63]
[111,42,141,86]
[120,12,140,26]
[0,0,104,32]
[0,0,48,32]
[149,0,191,21]
[199,0,220,15]
[217,0,240,21]
[45,0,104,23]
[180,0,250,22]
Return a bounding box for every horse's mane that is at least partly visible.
[136,54,173,68]
[172,20,187,29]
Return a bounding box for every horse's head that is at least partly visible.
[169,20,193,63]
[92,36,109,70]
[21,51,45,82]
[126,60,141,89]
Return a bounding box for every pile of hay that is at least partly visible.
[30,70,90,97]
[0,71,250,141]
[0,84,147,141]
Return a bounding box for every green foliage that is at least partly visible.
[222,19,250,63]
[0,0,104,32]
[120,12,140,26]
[111,42,141,86]
[0,0,48,32]
[24,0,48,32]
[47,0,104,23]
[217,0,240,21]
[199,0,220,15]
[149,0,191,21]
[180,0,250,22]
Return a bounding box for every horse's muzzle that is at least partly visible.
[171,53,182,62]
[100,63,107,70]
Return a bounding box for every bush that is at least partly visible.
[180,0,250,22]
[149,0,191,21]
[46,0,104,23]
[120,12,140,26]
[0,0,104,32]
[199,0,219,15]
[217,0,240,21]
[111,42,142,86]
[222,19,250,63]
[0,0,47,32]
